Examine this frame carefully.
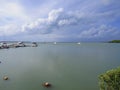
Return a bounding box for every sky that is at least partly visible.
[0,0,120,42]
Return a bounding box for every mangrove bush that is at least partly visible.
[98,67,120,90]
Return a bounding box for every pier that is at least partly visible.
[0,42,38,49]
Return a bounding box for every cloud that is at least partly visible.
[79,25,118,39]
[22,8,70,34]
[22,8,80,34]
[0,0,120,41]
[22,7,119,34]
[0,1,30,36]
[0,24,20,36]
[0,2,28,21]
[101,0,116,5]
[20,7,119,41]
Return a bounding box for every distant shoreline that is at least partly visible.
[108,40,120,43]
[0,40,120,43]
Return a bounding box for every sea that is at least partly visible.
[0,42,120,90]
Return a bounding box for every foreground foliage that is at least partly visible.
[99,67,120,90]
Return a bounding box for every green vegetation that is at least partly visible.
[98,67,120,90]
[109,40,120,43]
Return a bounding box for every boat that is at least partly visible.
[77,42,80,44]
[54,42,56,44]
[32,42,38,47]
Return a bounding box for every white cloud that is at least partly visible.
[58,18,78,26]
[22,8,63,34]
[79,25,117,38]
[22,8,80,34]
[48,8,63,22]
[18,7,120,42]
[0,0,119,42]
[0,2,28,21]
[0,24,20,36]
[0,1,30,36]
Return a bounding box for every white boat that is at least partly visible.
[54,42,57,44]
[77,42,80,44]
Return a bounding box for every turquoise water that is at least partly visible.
[0,43,120,90]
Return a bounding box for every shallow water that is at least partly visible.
[0,43,120,90]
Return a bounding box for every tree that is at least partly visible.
[99,67,120,90]
[109,40,120,43]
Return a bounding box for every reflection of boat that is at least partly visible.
[77,42,80,44]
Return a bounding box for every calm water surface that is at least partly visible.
[0,43,120,90]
